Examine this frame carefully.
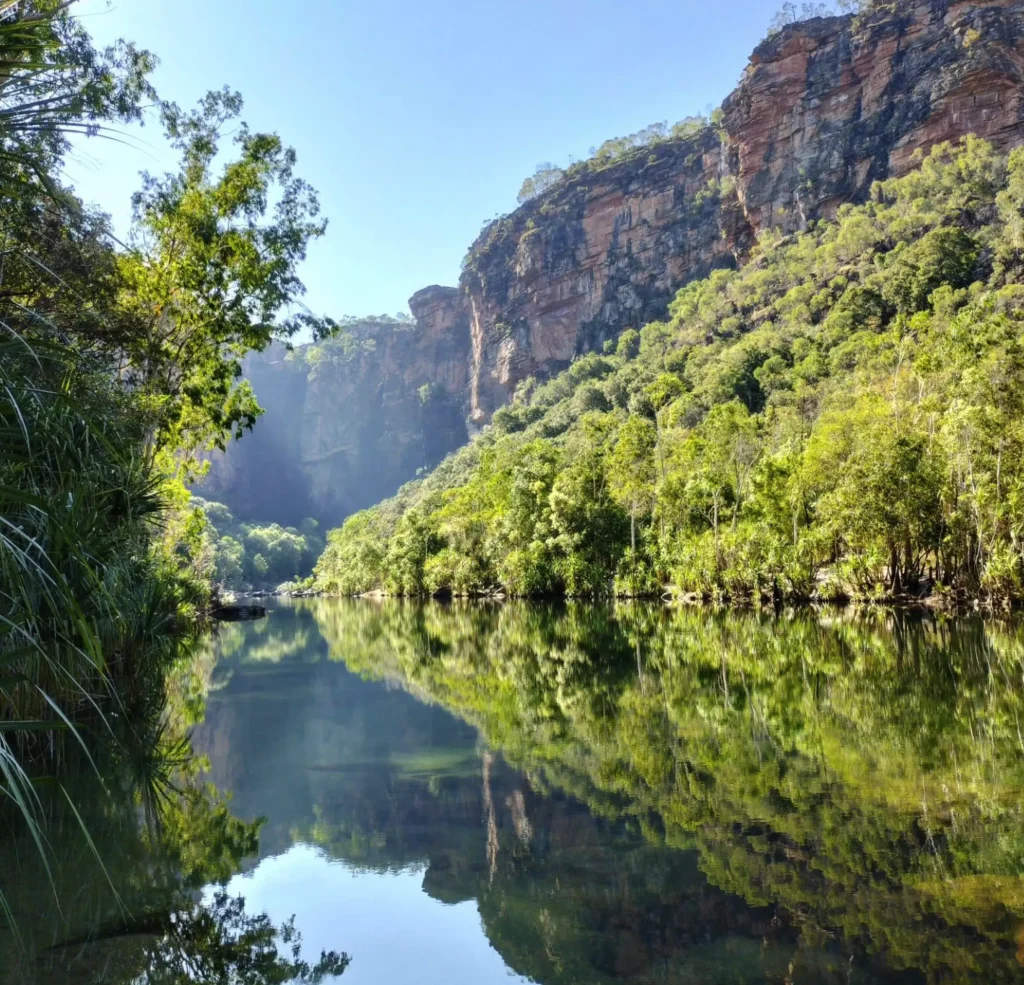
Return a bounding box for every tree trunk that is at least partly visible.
[890,544,901,595]
[713,496,721,569]
[655,412,666,480]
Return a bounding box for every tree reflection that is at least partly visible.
[0,624,349,985]
[312,599,1024,983]
[118,891,348,985]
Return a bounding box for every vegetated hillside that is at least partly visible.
[206,0,1024,528]
[315,139,1024,604]
[455,0,1024,423]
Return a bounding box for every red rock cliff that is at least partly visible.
[208,0,1024,525]
[447,0,1024,422]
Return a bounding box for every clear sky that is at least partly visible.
[68,0,786,320]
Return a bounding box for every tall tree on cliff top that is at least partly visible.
[768,0,872,34]
[517,162,565,204]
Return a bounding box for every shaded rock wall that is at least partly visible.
[199,293,470,527]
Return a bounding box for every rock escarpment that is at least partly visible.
[724,0,1024,229]
[461,128,746,423]
[207,0,1024,523]
[460,0,1024,420]
[199,292,470,527]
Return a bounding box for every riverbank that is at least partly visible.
[317,584,1019,615]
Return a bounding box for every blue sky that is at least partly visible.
[69,0,786,320]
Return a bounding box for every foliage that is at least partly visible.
[767,1,867,35]
[118,88,330,463]
[197,498,324,589]
[0,333,208,890]
[0,0,328,940]
[128,891,349,985]
[0,703,349,985]
[0,2,174,888]
[317,139,1024,604]
[516,162,564,204]
[0,0,156,194]
[508,116,715,215]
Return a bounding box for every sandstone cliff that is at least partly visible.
[460,0,1024,420]
[206,0,1024,523]
[199,294,469,527]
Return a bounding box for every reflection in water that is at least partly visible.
[0,705,348,985]
[195,602,812,984]
[196,600,1024,983]
[6,599,1024,983]
[220,844,533,985]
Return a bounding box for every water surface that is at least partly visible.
[7,599,1024,984]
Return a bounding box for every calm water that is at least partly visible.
[6,599,1024,984]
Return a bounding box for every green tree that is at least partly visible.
[384,509,438,595]
[516,162,565,204]
[608,416,657,552]
[812,399,944,593]
[119,89,330,462]
[616,328,640,360]
[550,455,628,596]
[881,227,979,315]
[645,372,686,483]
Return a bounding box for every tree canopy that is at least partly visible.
[317,138,1024,606]
[0,1,335,956]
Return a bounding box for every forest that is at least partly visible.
[198,497,324,589]
[0,0,334,721]
[315,138,1024,606]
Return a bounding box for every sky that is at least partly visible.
[221,846,533,985]
[68,0,788,321]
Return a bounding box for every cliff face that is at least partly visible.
[207,0,1024,524]
[724,0,1024,230]
[199,294,470,527]
[461,130,748,422]
[459,0,1024,420]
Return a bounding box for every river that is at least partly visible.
[6,598,1024,983]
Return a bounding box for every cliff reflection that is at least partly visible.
[184,599,1024,983]
[307,600,1024,984]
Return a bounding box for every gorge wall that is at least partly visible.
[205,0,1024,524]
[199,292,470,527]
